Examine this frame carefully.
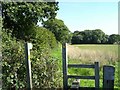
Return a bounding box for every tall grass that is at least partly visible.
[68,44,118,67]
[67,44,119,88]
[50,44,119,88]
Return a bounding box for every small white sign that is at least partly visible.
[28,43,32,50]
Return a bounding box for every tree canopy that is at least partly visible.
[108,34,120,44]
[43,18,72,43]
[71,29,120,44]
[2,2,59,41]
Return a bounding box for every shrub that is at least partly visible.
[31,27,61,88]
[2,30,26,89]
[31,26,57,49]
[2,27,61,89]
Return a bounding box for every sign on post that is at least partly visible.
[103,66,115,89]
[25,42,33,90]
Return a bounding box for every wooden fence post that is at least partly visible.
[103,66,115,89]
[95,62,99,89]
[25,42,33,90]
[62,43,68,90]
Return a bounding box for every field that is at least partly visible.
[68,44,118,65]
[51,44,119,88]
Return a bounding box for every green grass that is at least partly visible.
[51,44,119,88]
[50,44,62,70]
[68,44,119,88]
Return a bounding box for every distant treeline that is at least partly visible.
[71,29,120,44]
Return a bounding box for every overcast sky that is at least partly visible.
[56,1,119,35]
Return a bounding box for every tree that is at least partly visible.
[43,18,72,43]
[2,2,59,40]
[71,31,83,44]
[92,29,106,44]
[71,29,108,44]
[82,30,93,44]
[108,34,120,44]
[71,34,83,44]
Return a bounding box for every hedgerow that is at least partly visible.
[2,27,61,89]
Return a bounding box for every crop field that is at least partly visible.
[51,44,119,88]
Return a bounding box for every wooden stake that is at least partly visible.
[62,43,68,90]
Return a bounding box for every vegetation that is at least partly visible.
[43,18,72,43]
[71,29,120,44]
[1,1,62,89]
[2,1,59,40]
[68,44,118,66]
[67,44,119,88]
[2,27,62,89]
[50,44,119,88]
[2,30,26,89]
[1,1,119,89]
